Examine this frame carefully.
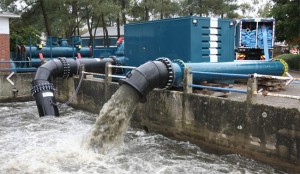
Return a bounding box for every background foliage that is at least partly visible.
[276,54,300,70]
[0,0,299,47]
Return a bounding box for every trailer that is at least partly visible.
[235,18,275,60]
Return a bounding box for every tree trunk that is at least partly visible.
[64,0,78,38]
[121,0,126,24]
[117,17,120,39]
[86,6,94,46]
[101,13,109,47]
[160,0,163,19]
[144,0,149,21]
[72,0,78,36]
[39,0,52,36]
[93,15,101,46]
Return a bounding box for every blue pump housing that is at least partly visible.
[124,16,235,67]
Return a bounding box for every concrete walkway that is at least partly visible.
[228,71,300,110]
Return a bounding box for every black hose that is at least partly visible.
[119,57,174,102]
[32,57,115,117]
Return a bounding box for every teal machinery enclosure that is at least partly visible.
[124,16,235,67]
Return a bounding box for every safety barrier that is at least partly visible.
[183,68,300,103]
[81,62,136,83]
[252,73,300,100]
[3,58,298,103]
[80,63,300,103]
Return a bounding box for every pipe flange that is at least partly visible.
[31,83,55,96]
[58,57,70,79]
[173,59,186,71]
[156,57,174,89]
[279,59,289,76]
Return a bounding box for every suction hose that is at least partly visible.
[120,58,175,102]
[32,57,116,117]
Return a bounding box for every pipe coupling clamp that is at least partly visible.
[156,57,175,89]
[58,57,70,79]
[31,83,55,96]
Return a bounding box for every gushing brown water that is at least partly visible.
[0,102,283,173]
[82,84,141,153]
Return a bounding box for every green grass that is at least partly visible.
[275,54,300,70]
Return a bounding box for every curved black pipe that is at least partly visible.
[119,58,174,102]
[32,57,116,117]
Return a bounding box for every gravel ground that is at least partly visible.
[227,71,300,111]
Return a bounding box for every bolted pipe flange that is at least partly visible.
[120,58,174,102]
[156,57,175,89]
[31,83,55,96]
[58,57,70,79]
[173,59,186,71]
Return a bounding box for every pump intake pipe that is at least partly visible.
[171,59,288,87]
[117,57,288,102]
[32,57,117,117]
[119,58,175,102]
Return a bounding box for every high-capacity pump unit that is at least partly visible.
[29,17,288,117]
[124,16,235,66]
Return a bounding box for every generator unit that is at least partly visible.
[124,16,235,67]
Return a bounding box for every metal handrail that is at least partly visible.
[190,71,250,79]
[189,84,247,94]
[83,64,137,81]
[188,70,300,101]
[108,64,136,69]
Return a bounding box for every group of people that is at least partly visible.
[290,47,299,54]
[281,47,299,54]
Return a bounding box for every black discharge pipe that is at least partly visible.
[120,58,175,102]
[32,57,116,117]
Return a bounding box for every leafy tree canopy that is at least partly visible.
[271,0,300,45]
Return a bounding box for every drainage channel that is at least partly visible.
[0,101,283,174]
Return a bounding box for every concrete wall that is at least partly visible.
[0,74,299,173]
[0,73,34,102]
[137,91,300,173]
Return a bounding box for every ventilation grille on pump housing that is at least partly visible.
[201,18,222,62]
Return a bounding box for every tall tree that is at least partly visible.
[14,0,84,38]
[238,2,255,17]
[113,0,130,37]
[39,0,51,36]
[120,0,127,24]
[0,0,17,12]
[180,0,238,18]
[153,0,180,19]
[257,1,272,18]
[271,0,300,45]
[80,0,120,46]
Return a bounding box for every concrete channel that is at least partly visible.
[0,72,299,173]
